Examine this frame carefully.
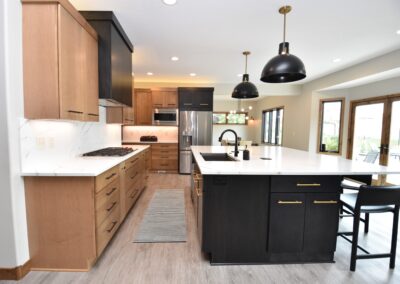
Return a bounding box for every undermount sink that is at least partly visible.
[200,153,237,162]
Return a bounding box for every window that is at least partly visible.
[318,98,345,154]
[262,107,284,145]
[213,112,247,125]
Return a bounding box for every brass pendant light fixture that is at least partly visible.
[232,51,259,99]
[260,5,306,83]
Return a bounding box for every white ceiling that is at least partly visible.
[71,0,400,87]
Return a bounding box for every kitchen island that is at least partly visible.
[191,145,400,264]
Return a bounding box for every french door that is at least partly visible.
[348,94,400,185]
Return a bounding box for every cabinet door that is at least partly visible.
[106,107,123,124]
[123,107,134,124]
[304,193,340,253]
[82,30,99,121]
[165,90,178,108]
[196,91,213,111]
[58,6,84,120]
[151,90,164,108]
[135,89,152,125]
[268,193,305,253]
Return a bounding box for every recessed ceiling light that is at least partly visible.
[189,73,196,77]
[333,58,342,63]
[237,74,243,77]
[162,0,177,5]
[147,72,153,76]
[397,30,400,35]
[171,56,179,61]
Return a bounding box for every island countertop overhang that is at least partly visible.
[191,145,400,176]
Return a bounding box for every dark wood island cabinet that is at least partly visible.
[190,145,388,265]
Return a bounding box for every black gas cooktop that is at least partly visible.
[82,147,136,157]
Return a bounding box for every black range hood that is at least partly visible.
[80,11,134,107]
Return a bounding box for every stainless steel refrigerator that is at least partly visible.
[179,111,213,174]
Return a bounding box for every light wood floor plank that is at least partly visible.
[3,173,400,284]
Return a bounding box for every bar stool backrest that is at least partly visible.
[356,185,400,208]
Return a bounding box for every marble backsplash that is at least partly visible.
[122,126,178,142]
[20,107,122,167]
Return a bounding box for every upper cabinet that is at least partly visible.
[134,89,153,125]
[80,11,134,107]
[22,0,99,121]
[178,87,214,111]
[151,88,178,108]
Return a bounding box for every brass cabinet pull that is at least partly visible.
[313,200,338,204]
[278,200,303,204]
[107,221,118,233]
[88,113,99,116]
[131,158,139,163]
[106,173,116,180]
[296,183,321,187]
[196,187,202,196]
[130,172,138,179]
[200,103,209,106]
[184,103,192,106]
[106,187,117,196]
[106,202,117,212]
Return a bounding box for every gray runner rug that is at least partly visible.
[134,189,187,243]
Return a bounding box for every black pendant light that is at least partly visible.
[232,51,259,99]
[260,6,306,83]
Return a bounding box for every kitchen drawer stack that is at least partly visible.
[191,165,203,243]
[151,143,178,172]
[95,166,121,256]
[24,149,149,271]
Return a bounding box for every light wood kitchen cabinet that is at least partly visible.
[151,88,178,108]
[151,143,178,172]
[134,89,153,125]
[106,107,134,124]
[24,150,149,271]
[22,0,99,121]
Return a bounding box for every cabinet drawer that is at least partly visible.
[96,166,119,193]
[125,164,141,188]
[95,179,120,226]
[126,154,141,169]
[96,203,120,256]
[151,143,178,151]
[151,159,178,170]
[126,179,142,211]
[271,176,341,193]
[151,152,178,160]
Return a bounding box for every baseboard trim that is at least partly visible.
[0,259,31,280]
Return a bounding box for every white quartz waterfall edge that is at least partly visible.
[134,189,187,243]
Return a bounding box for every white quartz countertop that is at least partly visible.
[123,140,178,144]
[191,145,400,176]
[21,145,150,177]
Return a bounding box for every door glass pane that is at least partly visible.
[271,110,277,144]
[387,100,400,185]
[264,112,270,142]
[278,109,284,145]
[320,101,342,152]
[352,103,383,166]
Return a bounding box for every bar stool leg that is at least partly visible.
[351,209,361,271]
[364,213,369,233]
[390,207,399,269]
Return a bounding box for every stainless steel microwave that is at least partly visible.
[152,108,178,126]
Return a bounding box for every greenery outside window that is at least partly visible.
[213,112,248,125]
[262,107,284,145]
[317,98,345,155]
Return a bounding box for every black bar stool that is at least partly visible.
[338,184,400,271]
[340,178,370,233]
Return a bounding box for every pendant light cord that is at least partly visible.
[245,54,248,74]
[283,12,286,43]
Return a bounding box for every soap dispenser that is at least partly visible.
[243,145,250,160]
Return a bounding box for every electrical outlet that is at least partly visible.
[36,137,46,149]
